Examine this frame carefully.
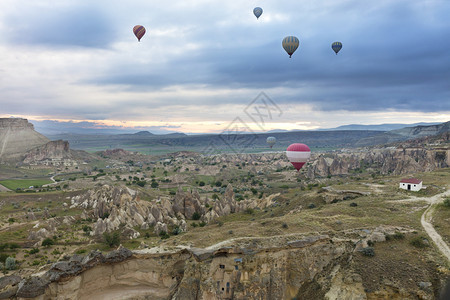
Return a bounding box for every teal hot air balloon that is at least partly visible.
[282,36,299,58]
[266,136,276,148]
[332,42,342,55]
[253,7,263,19]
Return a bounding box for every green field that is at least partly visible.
[0,179,53,190]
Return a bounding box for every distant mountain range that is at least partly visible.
[32,120,443,136]
[44,121,449,153]
[2,118,448,157]
[319,122,442,132]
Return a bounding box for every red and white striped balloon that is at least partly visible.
[286,143,311,171]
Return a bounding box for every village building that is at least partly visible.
[399,178,422,191]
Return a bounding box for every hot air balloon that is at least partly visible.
[282,36,299,58]
[133,25,146,42]
[266,137,276,148]
[286,143,310,171]
[332,42,342,55]
[253,7,263,19]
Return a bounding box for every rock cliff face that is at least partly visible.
[4,231,441,299]
[307,147,449,178]
[0,118,49,162]
[23,140,71,163]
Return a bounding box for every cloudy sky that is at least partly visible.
[1,0,449,134]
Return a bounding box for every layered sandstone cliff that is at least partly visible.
[0,118,49,162]
[2,230,442,299]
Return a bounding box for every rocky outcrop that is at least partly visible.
[67,184,264,237]
[70,185,195,237]
[0,118,49,162]
[307,147,449,178]
[23,140,71,164]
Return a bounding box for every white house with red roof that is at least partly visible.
[399,178,422,191]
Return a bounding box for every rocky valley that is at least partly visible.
[0,119,449,299]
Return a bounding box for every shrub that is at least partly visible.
[82,225,92,234]
[393,232,405,240]
[349,202,358,207]
[151,181,159,188]
[191,222,198,228]
[9,243,19,250]
[199,221,206,227]
[172,226,182,235]
[159,232,170,240]
[307,203,316,209]
[103,231,120,248]
[5,257,16,270]
[75,249,87,254]
[244,208,254,215]
[42,238,54,247]
[192,212,201,220]
[282,223,288,229]
[360,247,375,257]
[0,253,9,263]
[199,181,205,187]
[29,248,40,254]
[410,236,428,248]
[443,198,450,208]
[52,249,62,255]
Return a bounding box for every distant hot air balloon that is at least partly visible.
[253,7,263,19]
[266,136,276,148]
[286,143,311,171]
[133,25,146,42]
[282,36,299,58]
[332,42,342,55]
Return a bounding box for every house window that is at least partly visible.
[219,264,225,269]
[235,265,238,270]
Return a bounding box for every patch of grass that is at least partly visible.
[0,179,53,190]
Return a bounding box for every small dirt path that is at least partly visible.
[42,173,62,187]
[420,189,450,261]
[394,189,450,261]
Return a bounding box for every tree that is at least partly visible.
[103,231,121,248]
[192,212,201,220]
[42,238,54,247]
[136,180,146,187]
[151,181,159,188]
